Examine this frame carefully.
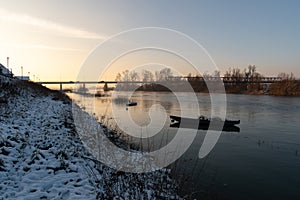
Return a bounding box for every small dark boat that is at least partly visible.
[126,102,137,107]
[170,115,240,132]
[95,90,109,97]
[95,92,104,97]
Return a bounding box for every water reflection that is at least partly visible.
[68,91,300,200]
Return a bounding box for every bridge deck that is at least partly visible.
[37,77,282,85]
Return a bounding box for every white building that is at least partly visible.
[16,76,30,81]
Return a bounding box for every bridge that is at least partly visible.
[184,76,282,83]
[37,76,282,92]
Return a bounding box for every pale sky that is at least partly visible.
[0,0,299,81]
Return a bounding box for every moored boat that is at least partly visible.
[126,102,137,106]
[170,115,240,126]
[170,115,240,132]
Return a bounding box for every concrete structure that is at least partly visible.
[16,76,30,81]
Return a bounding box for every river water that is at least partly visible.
[69,91,300,199]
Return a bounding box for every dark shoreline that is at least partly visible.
[112,89,300,97]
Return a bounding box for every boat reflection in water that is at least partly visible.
[170,115,240,132]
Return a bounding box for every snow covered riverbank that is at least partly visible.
[0,75,182,199]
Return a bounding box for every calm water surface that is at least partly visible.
[70,92,300,199]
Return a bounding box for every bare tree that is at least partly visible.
[156,68,173,81]
[122,70,130,81]
[129,71,140,82]
[213,70,221,78]
[115,72,122,82]
[114,69,139,90]
[142,70,154,82]
[270,72,299,96]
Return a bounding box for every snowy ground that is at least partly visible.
[0,75,181,199]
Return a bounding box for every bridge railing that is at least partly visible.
[37,76,282,85]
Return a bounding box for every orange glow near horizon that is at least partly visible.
[0,2,299,81]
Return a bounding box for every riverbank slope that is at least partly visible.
[0,75,181,199]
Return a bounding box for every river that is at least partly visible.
[69,91,300,199]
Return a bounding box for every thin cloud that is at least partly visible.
[31,44,84,51]
[24,44,85,51]
[0,8,106,40]
[1,42,85,52]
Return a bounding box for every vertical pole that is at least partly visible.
[7,57,9,69]
[60,83,62,92]
[7,57,11,76]
[21,66,23,80]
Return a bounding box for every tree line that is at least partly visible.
[115,68,173,82]
[114,66,300,96]
[269,72,300,96]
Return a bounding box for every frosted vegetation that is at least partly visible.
[0,75,181,199]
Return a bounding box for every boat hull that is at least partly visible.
[126,102,137,106]
[169,115,240,132]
